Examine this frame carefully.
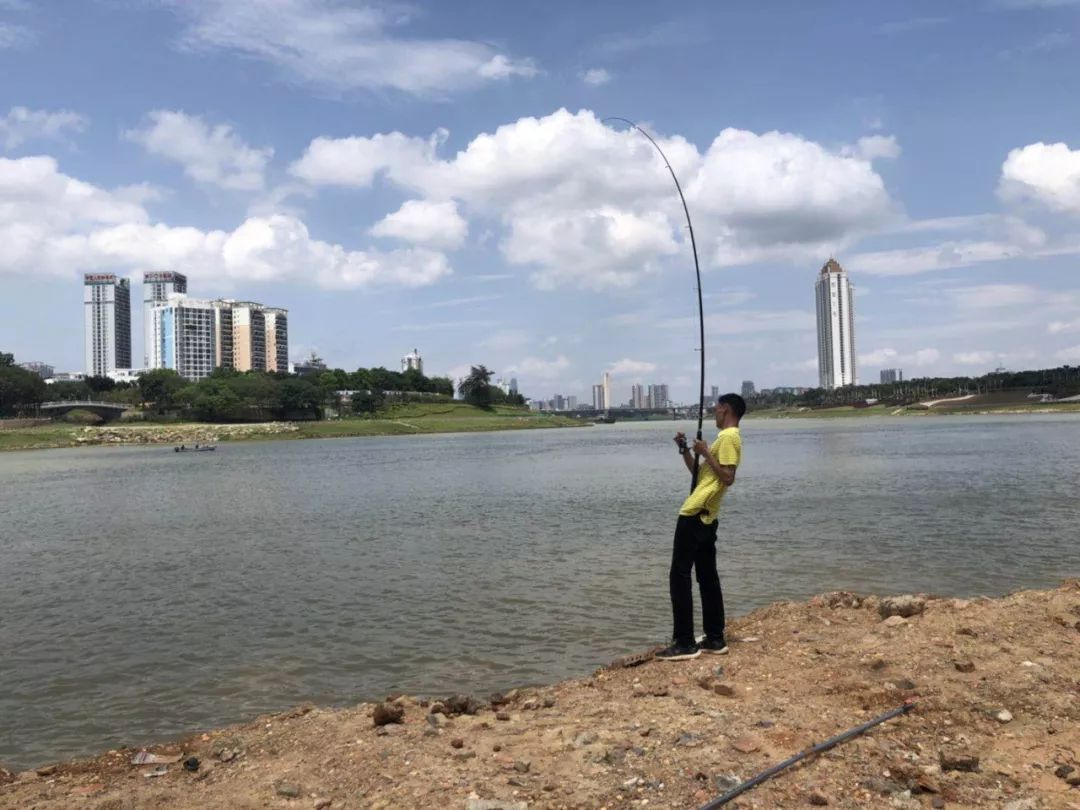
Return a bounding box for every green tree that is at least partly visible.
[0,365,47,416]
[276,377,322,418]
[139,369,186,413]
[458,365,494,408]
[351,389,385,414]
[84,375,116,393]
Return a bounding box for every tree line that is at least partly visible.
[750,364,1080,409]
[1,353,524,420]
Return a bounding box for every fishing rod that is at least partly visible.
[698,700,918,809]
[604,117,706,491]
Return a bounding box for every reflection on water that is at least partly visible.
[1,415,1078,768]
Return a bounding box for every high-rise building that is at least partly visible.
[509,378,518,395]
[602,372,611,410]
[880,368,902,384]
[710,385,720,407]
[142,272,187,367]
[566,395,577,410]
[631,383,645,409]
[264,308,288,373]
[592,383,605,410]
[229,302,267,372]
[84,274,131,376]
[815,258,856,389]
[149,296,218,381]
[647,383,670,409]
[401,348,423,374]
[554,394,566,411]
[741,380,756,399]
[212,302,234,370]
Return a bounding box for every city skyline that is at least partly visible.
[4,3,1080,400]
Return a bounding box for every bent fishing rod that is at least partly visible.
[604,117,706,491]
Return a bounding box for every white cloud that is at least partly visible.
[169,0,537,96]
[851,134,901,161]
[506,355,571,379]
[0,154,451,289]
[580,68,611,86]
[1048,318,1080,334]
[289,130,443,188]
[608,358,657,376]
[1,107,87,150]
[999,141,1080,213]
[953,351,997,366]
[293,109,899,289]
[948,283,1041,308]
[370,199,467,249]
[0,22,32,49]
[125,110,272,192]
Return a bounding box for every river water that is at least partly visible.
[1,415,1078,768]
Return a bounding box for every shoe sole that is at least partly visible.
[701,646,729,655]
[656,650,701,662]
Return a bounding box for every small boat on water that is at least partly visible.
[595,416,617,424]
[174,445,217,452]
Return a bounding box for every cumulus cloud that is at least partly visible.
[292,109,898,289]
[580,68,611,86]
[850,134,901,161]
[506,355,571,379]
[0,154,451,289]
[370,199,467,249]
[953,351,997,366]
[999,141,1080,213]
[168,0,538,96]
[608,358,657,376]
[1,107,87,150]
[125,110,273,191]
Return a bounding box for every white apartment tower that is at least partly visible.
[149,296,217,381]
[263,308,289,373]
[401,348,423,375]
[815,258,857,389]
[601,372,611,410]
[84,274,131,376]
[142,271,187,367]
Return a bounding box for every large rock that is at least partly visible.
[372,702,404,726]
[879,595,927,619]
[939,748,980,772]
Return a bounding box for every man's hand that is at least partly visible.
[692,439,709,457]
[674,431,688,451]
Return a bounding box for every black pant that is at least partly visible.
[669,514,726,646]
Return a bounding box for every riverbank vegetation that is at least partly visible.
[0,403,581,452]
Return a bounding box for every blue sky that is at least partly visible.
[2,0,1080,402]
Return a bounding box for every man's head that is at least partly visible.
[715,393,746,426]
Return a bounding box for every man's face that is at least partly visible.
[715,402,727,425]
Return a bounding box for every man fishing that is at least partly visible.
[656,393,746,661]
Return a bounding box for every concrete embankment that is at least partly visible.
[2,582,1078,809]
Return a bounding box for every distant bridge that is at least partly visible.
[40,400,131,421]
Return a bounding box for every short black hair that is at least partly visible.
[718,393,746,420]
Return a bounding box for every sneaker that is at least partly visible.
[699,637,729,655]
[655,642,700,661]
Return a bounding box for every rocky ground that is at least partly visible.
[72,422,300,445]
[2,582,1078,810]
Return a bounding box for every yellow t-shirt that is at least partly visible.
[678,427,742,524]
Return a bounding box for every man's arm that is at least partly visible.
[693,439,736,486]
